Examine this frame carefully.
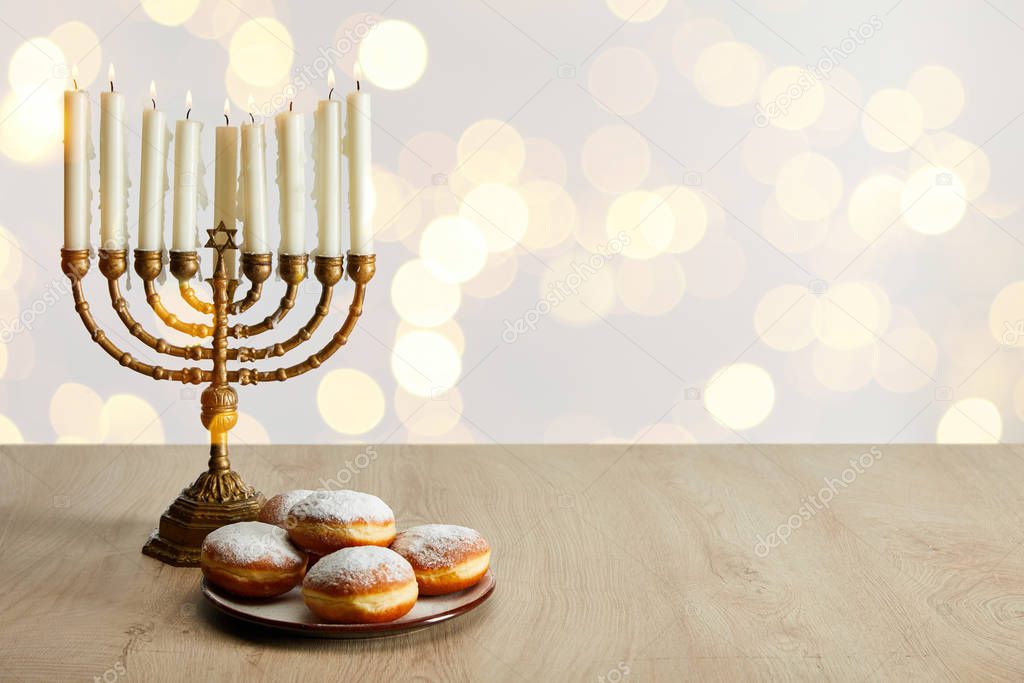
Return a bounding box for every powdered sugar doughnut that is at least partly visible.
[286,490,396,554]
[258,489,316,528]
[302,546,418,623]
[200,521,307,597]
[390,524,491,595]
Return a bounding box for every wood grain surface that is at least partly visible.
[1,444,1023,681]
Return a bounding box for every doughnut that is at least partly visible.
[390,524,491,595]
[200,521,307,597]
[257,489,316,528]
[302,546,418,623]
[286,490,396,554]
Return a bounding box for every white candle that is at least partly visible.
[138,81,168,252]
[313,69,343,257]
[240,98,268,254]
[214,99,239,278]
[172,90,202,253]
[275,102,305,255]
[345,65,374,255]
[100,64,127,251]
[63,66,91,251]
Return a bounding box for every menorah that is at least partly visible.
[59,230,375,566]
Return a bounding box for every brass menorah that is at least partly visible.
[60,226,375,566]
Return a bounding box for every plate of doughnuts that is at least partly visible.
[197,489,496,638]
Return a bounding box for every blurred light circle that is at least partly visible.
[391,259,461,327]
[0,414,23,443]
[420,215,488,284]
[392,330,462,398]
[522,138,568,186]
[848,173,904,241]
[758,66,825,130]
[775,152,843,221]
[234,412,270,444]
[606,191,674,259]
[862,88,923,152]
[50,382,103,442]
[760,196,830,253]
[656,186,707,253]
[872,327,937,393]
[460,183,529,252]
[457,119,526,184]
[581,125,650,194]
[907,65,964,130]
[229,18,294,87]
[394,387,463,437]
[911,133,989,200]
[900,165,966,235]
[317,368,386,434]
[989,281,1024,347]
[936,398,1002,443]
[399,130,456,187]
[224,63,292,114]
[48,22,101,88]
[540,252,617,325]
[682,229,746,299]
[812,344,875,392]
[331,12,382,80]
[100,394,164,443]
[0,225,24,288]
[520,181,576,250]
[0,91,62,163]
[755,284,817,351]
[462,250,518,299]
[8,38,65,94]
[358,19,428,90]
[141,0,200,25]
[616,256,685,316]
[398,318,465,355]
[671,18,733,78]
[742,125,809,185]
[606,0,668,21]
[633,422,696,444]
[704,363,775,430]
[693,41,765,107]
[813,281,891,350]
[372,166,421,243]
[813,68,861,134]
[587,46,658,115]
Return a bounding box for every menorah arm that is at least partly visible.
[228,254,306,339]
[62,249,211,384]
[172,252,272,315]
[108,278,212,361]
[231,254,374,384]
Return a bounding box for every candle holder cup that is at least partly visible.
[62,224,375,566]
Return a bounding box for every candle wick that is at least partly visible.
[109,80,114,92]
[328,88,334,100]
[151,98,156,110]
[356,80,360,92]
[249,111,255,124]
[186,108,191,120]
[289,101,293,112]
[73,79,79,90]
[224,113,229,125]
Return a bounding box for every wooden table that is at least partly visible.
[2,444,1023,680]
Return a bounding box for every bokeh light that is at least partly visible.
[0,414,23,443]
[704,363,775,430]
[358,19,428,90]
[862,89,923,152]
[420,215,488,284]
[0,225,24,288]
[813,281,891,350]
[457,119,526,184]
[100,394,164,443]
[391,259,461,328]
[755,284,817,351]
[742,125,809,185]
[759,66,824,130]
[907,65,964,130]
[936,398,1002,443]
[873,327,937,392]
[911,132,989,200]
[606,0,668,21]
[900,165,966,235]
[581,125,650,194]
[141,0,200,26]
[371,166,421,243]
[229,17,294,87]
[760,197,830,253]
[50,382,103,442]
[848,173,904,241]
[988,281,1024,347]
[392,330,462,398]
[587,46,658,115]
[462,251,519,299]
[400,130,456,187]
[394,387,463,437]
[520,180,576,250]
[615,256,685,316]
[521,138,568,186]
[657,186,707,253]
[48,22,101,88]
[0,91,65,163]
[460,183,529,252]
[317,368,386,434]
[541,252,617,325]
[693,41,764,107]
[671,18,733,77]
[8,38,65,94]
[812,344,875,392]
[606,190,674,259]
[775,152,844,221]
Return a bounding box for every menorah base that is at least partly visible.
[142,472,265,567]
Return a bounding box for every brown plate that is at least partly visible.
[200,571,496,638]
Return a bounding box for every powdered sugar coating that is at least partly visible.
[391,524,489,570]
[202,521,305,568]
[304,546,414,593]
[288,490,395,525]
[259,489,316,526]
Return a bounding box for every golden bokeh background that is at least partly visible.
[0,0,1021,444]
